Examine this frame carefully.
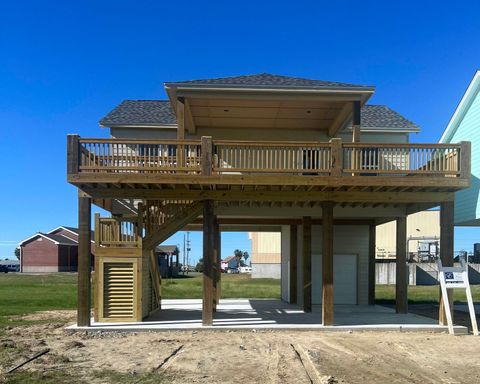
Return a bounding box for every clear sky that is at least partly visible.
[1,1,480,261]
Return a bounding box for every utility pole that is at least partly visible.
[186,232,191,275]
[183,233,186,276]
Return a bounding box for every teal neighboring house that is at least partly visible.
[440,70,480,225]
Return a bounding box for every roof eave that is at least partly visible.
[440,70,480,143]
[165,84,376,94]
[100,123,177,129]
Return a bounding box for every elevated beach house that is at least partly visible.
[67,73,470,327]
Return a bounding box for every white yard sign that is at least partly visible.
[437,258,478,335]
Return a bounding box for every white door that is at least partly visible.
[312,254,358,305]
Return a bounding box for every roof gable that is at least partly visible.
[357,105,419,132]
[19,233,78,246]
[440,70,480,143]
[165,73,372,90]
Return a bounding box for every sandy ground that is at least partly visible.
[1,310,480,383]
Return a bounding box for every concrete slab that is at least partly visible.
[68,299,467,334]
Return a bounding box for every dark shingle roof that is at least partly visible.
[165,73,372,90]
[360,105,419,131]
[100,100,176,127]
[155,245,179,255]
[100,100,419,132]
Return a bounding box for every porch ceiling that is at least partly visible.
[186,97,348,130]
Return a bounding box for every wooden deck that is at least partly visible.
[67,135,470,202]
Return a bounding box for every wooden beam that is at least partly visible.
[80,188,456,205]
[184,99,197,134]
[71,173,470,190]
[330,138,343,177]
[439,201,454,325]
[322,201,334,325]
[328,102,352,136]
[77,193,91,327]
[176,97,185,139]
[201,136,213,176]
[368,224,376,305]
[395,216,408,314]
[202,200,215,326]
[302,217,312,312]
[289,225,298,304]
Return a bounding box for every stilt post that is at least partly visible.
[289,225,298,304]
[368,224,376,305]
[302,217,312,312]
[439,201,454,325]
[395,216,408,314]
[322,201,334,325]
[202,200,215,326]
[77,193,92,326]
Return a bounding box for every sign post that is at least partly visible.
[437,258,478,335]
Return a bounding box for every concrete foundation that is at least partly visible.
[68,299,467,333]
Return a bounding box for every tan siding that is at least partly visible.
[249,232,281,264]
[376,210,440,258]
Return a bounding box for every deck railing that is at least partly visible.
[343,143,463,176]
[68,135,470,179]
[94,215,142,248]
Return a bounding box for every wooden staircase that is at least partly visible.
[143,200,203,250]
[94,200,203,322]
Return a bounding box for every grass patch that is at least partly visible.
[0,274,77,330]
[92,370,173,383]
[376,284,480,305]
[162,273,280,299]
[2,370,88,384]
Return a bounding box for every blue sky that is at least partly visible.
[1,1,480,261]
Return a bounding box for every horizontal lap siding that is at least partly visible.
[449,91,480,225]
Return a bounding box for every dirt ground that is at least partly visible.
[1,310,480,384]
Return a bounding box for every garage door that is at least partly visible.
[312,254,357,305]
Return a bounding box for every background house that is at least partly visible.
[376,210,440,261]
[155,245,180,278]
[19,226,94,272]
[440,70,480,226]
[248,232,281,278]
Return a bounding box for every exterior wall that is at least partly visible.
[111,124,410,144]
[295,225,368,306]
[376,210,440,258]
[444,88,480,225]
[21,238,60,272]
[58,245,78,271]
[310,225,369,305]
[252,263,281,279]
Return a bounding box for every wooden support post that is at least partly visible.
[459,141,471,180]
[329,138,343,177]
[176,97,185,140]
[202,200,215,326]
[395,216,408,314]
[201,136,213,176]
[322,201,334,325]
[302,217,312,312]
[289,225,298,304]
[215,221,221,306]
[67,134,79,175]
[352,100,361,143]
[213,217,220,312]
[439,201,454,325]
[77,193,92,326]
[368,224,376,305]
